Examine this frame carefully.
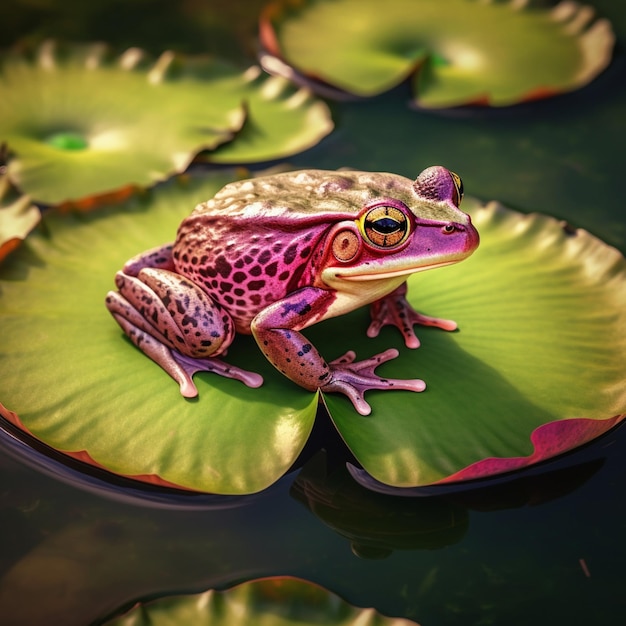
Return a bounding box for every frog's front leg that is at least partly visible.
[367,282,457,349]
[251,287,425,416]
[106,267,263,396]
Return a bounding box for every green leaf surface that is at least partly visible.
[0,41,332,206]
[0,172,317,494]
[321,198,626,486]
[261,0,614,107]
[105,577,419,625]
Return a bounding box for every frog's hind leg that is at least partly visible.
[122,243,176,276]
[106,268,263,396]
[107,292,200,397]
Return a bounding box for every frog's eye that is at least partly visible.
[360,205,410,248]
[450,171,464,207]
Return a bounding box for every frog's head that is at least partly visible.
[319,166,479,296]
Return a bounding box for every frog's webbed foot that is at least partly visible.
[172,351,263,394]
[108,295,263,397]
[322,349,425,416]
[368,283,456,349]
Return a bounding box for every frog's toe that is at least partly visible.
[172,352,264,389]
[367,317,421,349]
[323,349,426,415]
[369,287,458,349]
[178,378,199,398]
[323,378,373,416]
[410,312,458,332]
[109,308,200,397]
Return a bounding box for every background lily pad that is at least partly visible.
[0,41,332,206]
[200,67,334,164]
[261,0,614,107]
[105,576,419,625]
[0,172,624,493]
[0,172,318,494]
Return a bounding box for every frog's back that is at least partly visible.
[193,169,418,226]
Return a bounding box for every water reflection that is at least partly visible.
[292,453,468,558]
[291,448,604,559]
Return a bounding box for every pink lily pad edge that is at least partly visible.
[347,415,626,495]
[440,415,626,483]
[0,401,198,491]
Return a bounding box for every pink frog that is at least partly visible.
[106,167,479,415]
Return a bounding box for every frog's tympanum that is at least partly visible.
[106,167,479,415]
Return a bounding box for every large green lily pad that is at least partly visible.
[0,172,318,494]
[0,170,624,493]
[322,199,626,486]
[0,41,332,206]
[260,0,614,107]
[105,577,419,625]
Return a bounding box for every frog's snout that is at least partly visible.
[464,217,480,253]
[440,218,479,255]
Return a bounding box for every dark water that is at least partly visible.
[1,416,625,625]
[1,1,626,624]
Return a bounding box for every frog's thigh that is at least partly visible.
[116,268,234,358]
[251,287,335,391]
[123,243,175,276]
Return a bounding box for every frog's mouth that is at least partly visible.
[336,260,457,281]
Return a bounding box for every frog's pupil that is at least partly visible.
[370,217,400,234]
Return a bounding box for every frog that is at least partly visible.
[105,166,479,415]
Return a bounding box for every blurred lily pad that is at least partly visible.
[105,576,419,625]
[0,171,624,494]
[0,172,40,262]
[0,41,332,206]
[260,0,615,107]
[202,67,334,165]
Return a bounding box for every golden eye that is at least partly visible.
[361,205,409,248]
[450,171,464,206]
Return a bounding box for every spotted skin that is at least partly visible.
[115,268,234,358]
[172,217,329,333]
[106,167,479,414]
